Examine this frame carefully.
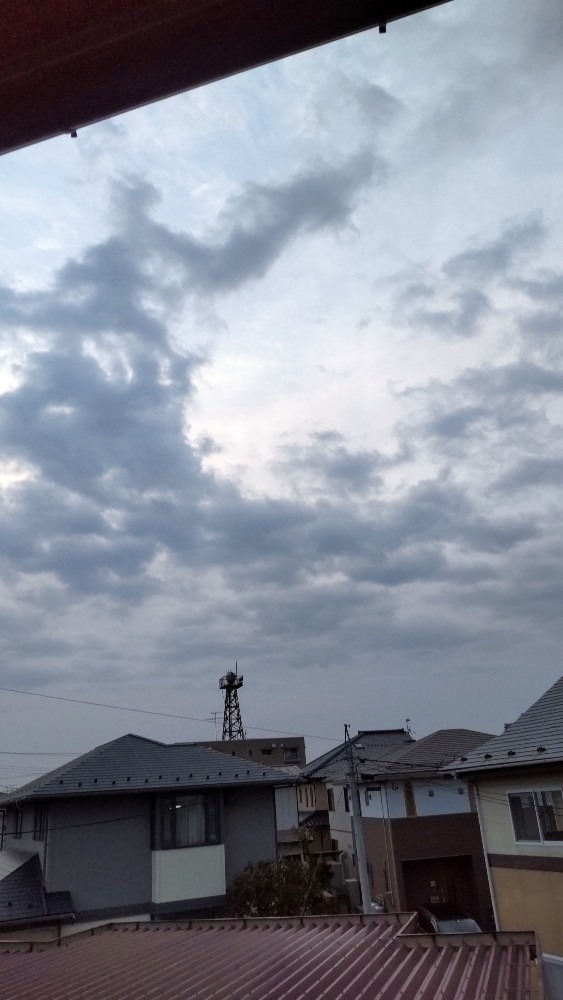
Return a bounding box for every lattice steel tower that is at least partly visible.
[219,663,246,740]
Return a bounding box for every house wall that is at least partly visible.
[45,795,152,917]
[223,787,277,886]
[361,783,405,819]
[327,783,352,855]
[361,811,492,928]
[198,738,306,768]
[361,780,470,820]
[474,770,563,957]
[412,779,470,817]
[2,803,43,854]
[490,866,563,956]
[475,771,563,858]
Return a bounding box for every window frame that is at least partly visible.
[13,807,23,839]
[33,803,47,841]
[159,792,220,851]
[508,788,563,845]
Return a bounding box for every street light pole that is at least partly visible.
[345,724,373,915]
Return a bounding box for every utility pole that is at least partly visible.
[345,724,373,915]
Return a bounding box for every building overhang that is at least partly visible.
[1,0,452,157]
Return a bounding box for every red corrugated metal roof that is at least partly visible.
[0,914,541,999]
[0,0,452,157]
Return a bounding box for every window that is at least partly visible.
[0,810,5,851]
[509,790,563,843]
[327,787,335,812]
[13,808,23,839]
[161,794,219,849]
[261,749,272,756]
[283,748,299,762]
[404,780,417,818]
[33,803,47,841]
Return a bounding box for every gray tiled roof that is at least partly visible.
[447,675,563,776]
[0,850,73,927]
[0,851,45,924]
[303,730,413,781]
[357,729,494,779]
[0,734,297,804]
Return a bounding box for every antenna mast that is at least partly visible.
[219,661,245,740]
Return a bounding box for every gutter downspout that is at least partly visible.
[473,780,499,930]
[383,784,400,910]
[380,784,395,910]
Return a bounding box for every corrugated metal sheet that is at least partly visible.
[0,914,541,1000]
[448,675,563,776]
[0,734,294,804]
[0,0,452,157]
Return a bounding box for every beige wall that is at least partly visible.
[476,770,563,957]
[491,866,563,956]
[476,771,563,859]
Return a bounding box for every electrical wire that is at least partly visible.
[0,685,337,742]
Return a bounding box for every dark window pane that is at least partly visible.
[404,780,417,818]
[160,793,219,849]
[536,790,563,841]
[509,793,540,842]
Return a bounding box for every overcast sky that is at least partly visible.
[0,0,562,784]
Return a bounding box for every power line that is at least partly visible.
[0,685,338,742]
[0,750,80,757]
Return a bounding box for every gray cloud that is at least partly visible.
[444,216,545,283]
[0,162,561,744]
[124,150,381,296]
[399,215,547,340]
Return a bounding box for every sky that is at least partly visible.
[0,0,562,785]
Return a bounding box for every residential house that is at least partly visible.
[301,729,413,902]
[0,733,297,930]
[303,728,494,927]
[195,737,305,858]
[447,675,563,971]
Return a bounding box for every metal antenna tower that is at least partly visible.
[219,662,245,740]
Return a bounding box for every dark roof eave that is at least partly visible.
[1,777,296,804]
[447,758,563,779]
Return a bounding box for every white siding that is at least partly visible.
[413,779,470,817]
[361,784,405,819]
[151,844,225,903]
[327,783,353,856]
